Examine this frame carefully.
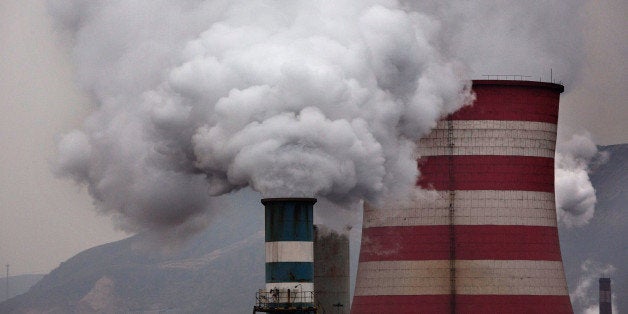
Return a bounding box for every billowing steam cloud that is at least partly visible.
[555,133,609,227]
[50,1,472,233]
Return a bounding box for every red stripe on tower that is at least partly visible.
[351,295,573,314]
[450,80,562,123]
[359,225,563,261]
[352,80,573,314]
[417,155,555,192]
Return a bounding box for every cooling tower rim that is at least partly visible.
[261,197,317,205]
[472,79,564,93]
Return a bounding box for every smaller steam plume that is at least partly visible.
[555,132,609,227]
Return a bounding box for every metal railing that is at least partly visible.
[482,74,532,81]
[481,73,562,85]
[255,289,316,310]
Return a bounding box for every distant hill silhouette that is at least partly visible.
[0,274,44,303]
[1,145,625,313]
[0,193,265,313]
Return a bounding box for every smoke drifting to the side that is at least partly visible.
[50,1,472,233]
[555,133,608,227]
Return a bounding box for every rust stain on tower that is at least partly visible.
[352,80,573,313]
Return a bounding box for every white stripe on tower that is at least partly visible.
[265,242,314,263]
[363,191,557,228]
[355,260,568,296]
[418,120,557,158]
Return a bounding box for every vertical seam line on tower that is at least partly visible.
[447,117,456,314]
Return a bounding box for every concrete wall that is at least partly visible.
[352,80,573,313]
[314,226,350,314]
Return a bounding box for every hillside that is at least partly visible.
[0,274,45,303]
[0,193,265,314]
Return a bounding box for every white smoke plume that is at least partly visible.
[571,259,618,314]
[399,1,587,86]
[555,132,609,227]
[49,0,472,233]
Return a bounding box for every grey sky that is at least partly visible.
[0,0,626,276]
[558,0,627,145]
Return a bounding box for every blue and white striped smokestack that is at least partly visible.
[262,198,316,312]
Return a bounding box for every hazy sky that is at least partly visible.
[0,1,128,276]
[0,0,626,276]
[558,0,627,145]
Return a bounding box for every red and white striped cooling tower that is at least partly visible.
[352,80,573,313]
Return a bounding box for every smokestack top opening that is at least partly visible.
[472,79,565,93]
[261,198,317,205]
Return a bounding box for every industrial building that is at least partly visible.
[352,80,573,313]
[600,278,612,314]
[255,198,318,314]
[314,227,350,314]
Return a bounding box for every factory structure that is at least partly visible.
[255,198,318,313]
[600,278,612,314]
[254,199,351,314]
[314,226,350,314]
[254,80,574,313]
[352,80,573,313]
